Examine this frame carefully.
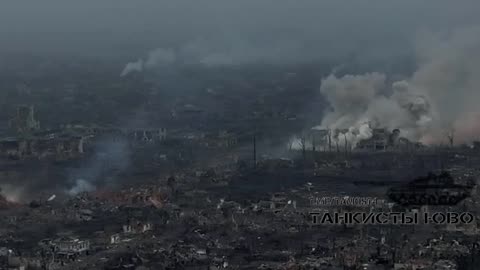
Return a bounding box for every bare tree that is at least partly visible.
[300,134,307,162]
[288,140,294,151]
[445,126,455,148]
[328,129,332,152]
[312,135,316,152]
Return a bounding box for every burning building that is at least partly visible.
[356,128,389,151]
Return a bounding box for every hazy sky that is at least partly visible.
[1,0,479,58]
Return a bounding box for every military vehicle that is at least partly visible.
[387,171,475,206]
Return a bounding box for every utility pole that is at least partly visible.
[328,129,332,152]
[312,135,316,152]
[301,134,306,163]
[253,134,257,168]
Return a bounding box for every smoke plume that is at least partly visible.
[67,138,131,195]
[318,26,480,146]
[318,73,431,147]
[120,59,144,76]
[0,184,25,203]
[68,179,95,195]
[121,38,318,76]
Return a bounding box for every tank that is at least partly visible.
[387,171,475,206]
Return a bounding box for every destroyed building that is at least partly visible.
[0,105,169,160]
[8,105,40,135]
[122,220,153,234]
[128,128,167,143]
[0,106,87,160]
[204,130,238,148]
[52,238,90,255]
[0,134,86,160]
[65,125,167,144]
[309,128,419,152]
[356,128,389,151]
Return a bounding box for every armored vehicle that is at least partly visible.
[387,171,474,206]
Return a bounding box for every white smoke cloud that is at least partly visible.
[320,72,386,130]
[144,48,176,68]
[66,138,131,196]
[318,26,480,146]
[122,48,176,76]
[120,59,143,76]
[409,26,480,144]
[121,48,177,76]
[318,73,432,147]
[68,179,95,195]
[120,38,313,75]
[0,184,25,202]
[288,136,312,151]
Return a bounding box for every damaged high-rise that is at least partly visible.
[8,105,40,136]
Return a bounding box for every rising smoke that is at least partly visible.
[316,26,480,146]
[67,179,95,195]
[317,73,431,147]
[121,38,314,76]
[120,59,144,77]
[0,183,26,203]
[67,138,131,195]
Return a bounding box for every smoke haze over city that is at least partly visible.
[1,2,480,269]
